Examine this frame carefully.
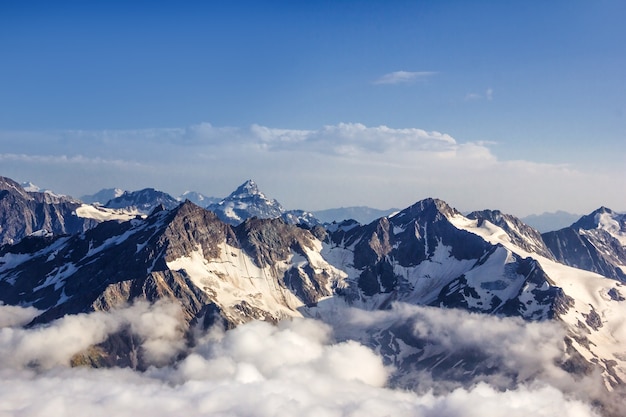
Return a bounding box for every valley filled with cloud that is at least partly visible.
[1,301,619,417]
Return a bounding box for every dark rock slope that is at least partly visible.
[0,176,97,245]
[543,207,626,281]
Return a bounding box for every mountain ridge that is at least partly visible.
[1,173,626,413]
[0,176,97,245]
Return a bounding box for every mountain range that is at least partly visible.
[1,174,625,415]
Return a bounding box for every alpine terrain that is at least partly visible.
[0,174,625,416]
[206,179,320,227]
[0,176,98,245]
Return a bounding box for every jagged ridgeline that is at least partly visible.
[1,175,626,410]
[0,176,98,245]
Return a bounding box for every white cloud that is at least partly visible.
[1,121,623,216]
[0,304,40,328]
[465,88,494,101]
[465,93,482,101]
[331,304,572,389]
[0,302,608,417]
[247,122,457,155]
[373,71,437,85]
[0,300,186,369]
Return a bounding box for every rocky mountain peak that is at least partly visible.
[202,180,321,227]
[20,181,40,192]
[391,198,459,226]
[230,179,261,198]
[571,206,618,231]
[0,176,32,201]
[0,176,95,245]
[543,206,626,280]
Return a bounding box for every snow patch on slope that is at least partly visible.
[596,212,626,246]
[167,244,305,323]
[75,204,144,222]
[394,242,476,304]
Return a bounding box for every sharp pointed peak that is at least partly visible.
[390,198,459,224]
[0,176,33,200]
[570,206,618,231]
[407,197,457,215]
[592,206,613,215]
[229,179,262,198]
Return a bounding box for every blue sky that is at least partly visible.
[1,1,625,216]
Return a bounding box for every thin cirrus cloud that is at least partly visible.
[373,70,438,85]
[0,153,143,167]
[465,88,494,101]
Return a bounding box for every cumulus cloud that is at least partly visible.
[0,301,616,417]
[373,71,437,85]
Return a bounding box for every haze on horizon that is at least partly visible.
[1,1,625,217]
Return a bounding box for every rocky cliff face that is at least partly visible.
[0,201,339,327]
[543,207,626,281]
[0,176,97,245]
[323,199,562,320]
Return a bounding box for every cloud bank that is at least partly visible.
[0,300,185,369]
[1,121,624,216]
[0,301,617,417]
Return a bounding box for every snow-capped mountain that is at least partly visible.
[177,190,220,207]
[104,188,180,214]
[449,208,626,391]
[0,176,97,245]
[322,199,561,319]
[542,207,626,280]
[80,188,126,205]
[206,180,282,224]
[19,181,77,203]
[20,181,41,192]
[206,180,320,227]
[466,209,555,259]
